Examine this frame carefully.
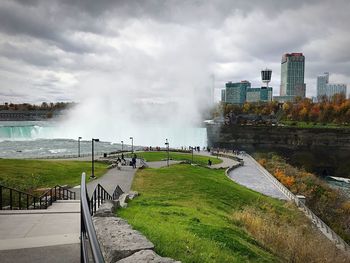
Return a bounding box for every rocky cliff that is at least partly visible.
[207,125,350,178]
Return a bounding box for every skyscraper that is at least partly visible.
[324,83,347,99]
[225,81,250,104]
[280,53,306,98]
[316,72,347,100]
[317,72,329,99]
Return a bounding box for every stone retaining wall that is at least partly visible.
[93,193,181,263]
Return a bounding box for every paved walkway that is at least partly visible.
[0,200,80,263]
[228,155,288,200]
[194,151,238,169]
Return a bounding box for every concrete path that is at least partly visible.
[194,151,238,169]
[0,200,80,255]
[87,165,137,196]
[228,155,288,200]
[0,244,80,263]
[70,164,138,199]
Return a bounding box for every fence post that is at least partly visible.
[10,189,12,209]
[19,192,21,210]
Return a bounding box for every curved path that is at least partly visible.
[228,155,288,200]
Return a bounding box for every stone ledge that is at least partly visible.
[115,249,181,263]
[94,200,120,217]
[93,217,155,262]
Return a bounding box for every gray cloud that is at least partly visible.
[0,0,350,104]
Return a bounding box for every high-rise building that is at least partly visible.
[317,72,329,99]
[246,87,272,103]
[225,81,250,104]
[280,53,306,98]
[317,72,347,99]
[324,83,347,98]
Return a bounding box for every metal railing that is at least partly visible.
[80,173,104,263]
[0,184,76,210]
[80,173,124,262]
[224,152,350,252]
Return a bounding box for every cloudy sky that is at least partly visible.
[0,0,350,104]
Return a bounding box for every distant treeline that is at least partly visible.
[0,102,77,111]
[215,93,350,124]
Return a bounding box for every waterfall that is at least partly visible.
[0,122,51,140]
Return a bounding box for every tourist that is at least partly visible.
[132,157,136,168]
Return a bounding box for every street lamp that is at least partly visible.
[78,136,82,157]
[190,146,194,164]
[91,138,100,179]
[130,137,133,154]
[165,139,169,167]
[121,140,124,151]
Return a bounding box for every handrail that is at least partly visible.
[0,183,76,210]
[80,172,105,263]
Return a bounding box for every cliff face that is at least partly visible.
[207,125,350,177]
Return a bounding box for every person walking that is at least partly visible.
[132,156,137,168]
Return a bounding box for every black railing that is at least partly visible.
[89,183,124,216]
[0,184,76,210]
[80,173,124,262]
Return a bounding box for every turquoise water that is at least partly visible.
[0,121,207,158]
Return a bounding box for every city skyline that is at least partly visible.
[0,0,350,104]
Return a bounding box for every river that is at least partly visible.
[0,121,207,158]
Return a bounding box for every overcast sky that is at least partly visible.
[1,0,350,104]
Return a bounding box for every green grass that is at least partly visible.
[0,159,108,193]
[133,151,222,166]
[280,120,350,129]
[118,164,298,262]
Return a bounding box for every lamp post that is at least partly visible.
[78,136,82,157]
[165,139,169,167]
[121,140,124,151]
[130,137,133,154]
[91,138,99,179]
[190,146,194,164]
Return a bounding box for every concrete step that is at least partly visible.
[0,201,80,214]
[0,242,80,262]
[55,200,80,203]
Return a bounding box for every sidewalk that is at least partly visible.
[227,155,288,200]
[194,151,238,169]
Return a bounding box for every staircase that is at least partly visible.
[0,185,80,262]
[0,184,76,210]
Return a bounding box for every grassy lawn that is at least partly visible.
[0,159,108,193]
[118,164,299,263]
[133,151,222,166]
[280,120,350,129]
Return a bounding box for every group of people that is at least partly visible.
[115,153,137,169]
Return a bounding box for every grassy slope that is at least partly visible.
[118,164,296,263]
[0,159,108,192]
[134,151,222,166]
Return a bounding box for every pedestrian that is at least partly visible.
[208,159,212,166]
[132,157,136,168]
